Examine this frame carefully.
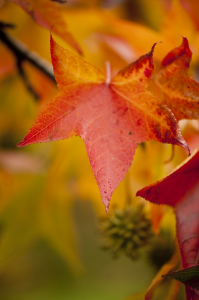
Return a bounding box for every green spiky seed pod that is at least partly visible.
[99,204,153,260]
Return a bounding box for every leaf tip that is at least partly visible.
[151,41,162,50]
[136,190,140,197]
[136,188,148,201]
[173,125,191,156]
[149,41,162,58]
[17,136,33,148]
[162,36,192,67]
[101,193,110,213]
[104,199,110,214]
[174,133,190,155]
[50,25,83,56]
[17,140,24,148]
[181,36,192,59]
[50,26,55,43]
[181,140,191,156]
[181,36,189,47]
[145,41,161,73]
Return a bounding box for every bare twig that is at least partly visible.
[0,24,56,96]
[17,60,40,100]
[0,22,15,30]
[50,0,67,3]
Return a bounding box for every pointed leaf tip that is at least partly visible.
[113,41,159,82]
[147,41,161,62]
[50,26,83,56]
[17,138,36,147]
[179,138,191,156]
[154,36,199,121]
[105,206,109,214]
[102,194,110,214]
[151,41,162,52]
[17,141,23,148]
[163,266,199,291]
[162,36,192,67]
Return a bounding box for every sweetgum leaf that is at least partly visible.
[164,265,199,291]
[11,0,82,54]
[18,34,189,212]
[137,149,199,300]
[154,37,199,121]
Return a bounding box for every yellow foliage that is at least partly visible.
[0,0,198,298]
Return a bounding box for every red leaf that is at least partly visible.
[154,37,199,121]
[18,34,189,212]
[137,149,199,299]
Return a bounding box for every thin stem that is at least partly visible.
[105,61,111,85]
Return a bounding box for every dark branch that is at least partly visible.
[0,22,16,30]
[50,0,67,3]
[0,27,56,84]
[17,60,40,100]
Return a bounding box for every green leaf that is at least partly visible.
[163,265,199,291]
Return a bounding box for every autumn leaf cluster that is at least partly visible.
[1,0,199,300]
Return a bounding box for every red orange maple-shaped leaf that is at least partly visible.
[137,149,199,300]
[18,35,189,212]
[153,37,199,121]
[11,0,82,54]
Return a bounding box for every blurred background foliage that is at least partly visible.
[0,0,199,299]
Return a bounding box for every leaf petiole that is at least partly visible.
[105,61,111,85]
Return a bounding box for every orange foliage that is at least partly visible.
[1,0,199,299]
